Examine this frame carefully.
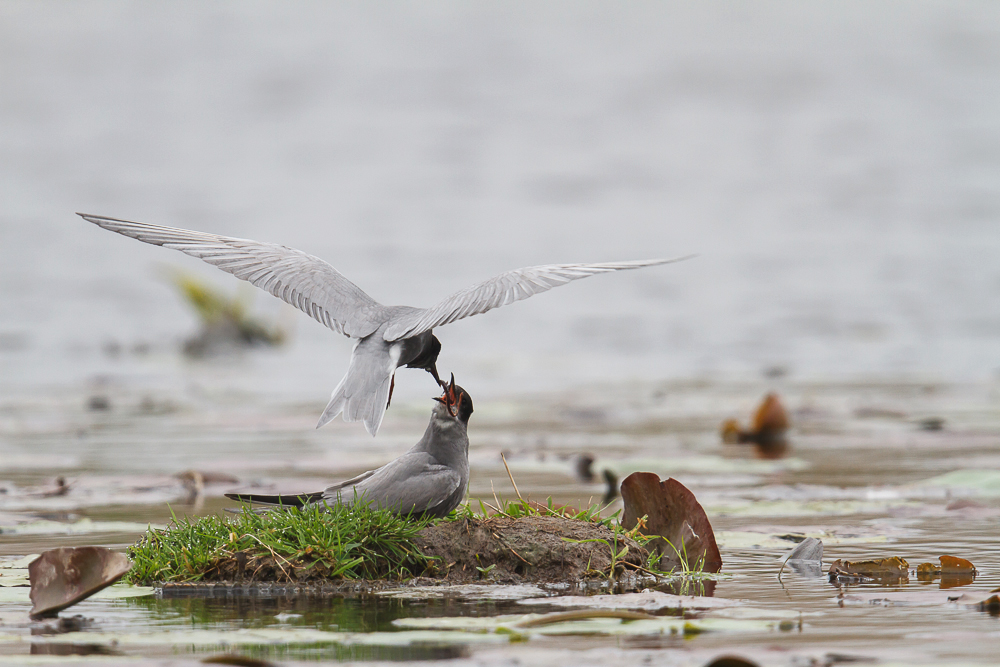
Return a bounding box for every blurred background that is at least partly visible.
[6,8,1000,658]
[1,1,1000,469]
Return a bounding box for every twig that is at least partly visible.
[491,480,503,515]
[240,533,293,581]
[501,452,524,502]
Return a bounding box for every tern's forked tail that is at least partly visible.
[316,341,395,436]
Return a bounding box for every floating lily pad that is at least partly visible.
[707,499,920,518]
[839,589,996,607]
[518,590,737,611]
[917,470,1000,497]
[521,616,785,636]
[0,519,160,536]
[0,570,30,587]
[602,456,809,478]
[0,555,40,569]
[25,627,508,648]
[378,584,547,600]
[0,582,153,604]
[394,609,783,637]
[717,531,879,551]
[393,614,536,630]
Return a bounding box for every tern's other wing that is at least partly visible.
[325,452,462,515]
[323,469,378,493]
[383,257,691,341]
[79,213,386,338]
[223,491,325,507]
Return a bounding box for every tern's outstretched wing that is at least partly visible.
[79,213,386,338]
[383,257,690,341]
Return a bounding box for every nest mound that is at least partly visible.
[188,515,647,585]
[416,515,648,583]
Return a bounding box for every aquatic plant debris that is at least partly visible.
[916,555,976,575]
[721,393,789,457]
[620,472,722,573]
[169,269,286,356]
[28,547,132,619]
[916,555,977,588]
[828,557,909,583]
[778,537,824,579]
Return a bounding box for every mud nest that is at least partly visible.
[416,515,649,583]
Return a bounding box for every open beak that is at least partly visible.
[432,373,460,417]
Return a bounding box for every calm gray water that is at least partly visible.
[2,1,1000,406]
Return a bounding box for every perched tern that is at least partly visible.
[79,212,686,435]
[226,377,473,518]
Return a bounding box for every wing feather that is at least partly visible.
[79,213,386,338]
[383,257,690,341]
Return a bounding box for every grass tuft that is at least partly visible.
[127,503,434,585]
[126,497,715,585]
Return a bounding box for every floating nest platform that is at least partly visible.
[158,515,648,588]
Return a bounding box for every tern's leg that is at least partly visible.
[387,375,395,408]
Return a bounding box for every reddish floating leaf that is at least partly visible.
[29,547,132,619]
[620,472,722,573]
[939,555,976,574]
[719,393,789,456]
[751,393,789,434]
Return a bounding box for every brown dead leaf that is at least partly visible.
[703,657,760,667]
[720,393,789,456]
[829,557,909,582]
[751,393,789,433]
[940,555,976,574]
[29,547,132,619]
[976,594,1000,615]
[620,472,722,573]
[916,555,976,588]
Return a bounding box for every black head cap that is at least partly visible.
[452,385,474,424]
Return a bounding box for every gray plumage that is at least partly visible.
[79,213,687,436]
[226,382,474,518]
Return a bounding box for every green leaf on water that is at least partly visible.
[919,469,1000,497]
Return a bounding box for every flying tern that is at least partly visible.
[79,212,686,435]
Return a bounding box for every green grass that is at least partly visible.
[127,503,434,585]
[457,495,620,530]
[127,497,715,585]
